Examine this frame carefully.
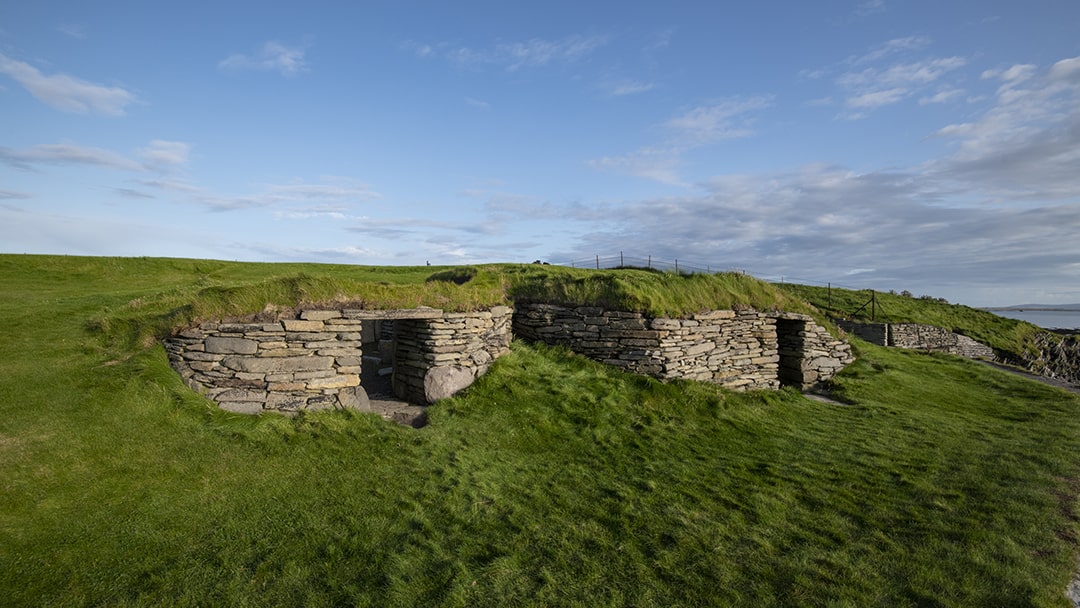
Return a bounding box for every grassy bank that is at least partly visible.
[2,254,1080,606]
[778,282,1045,355]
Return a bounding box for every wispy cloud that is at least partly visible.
[409,34,609,71]
[272,204,351,220]
[838,55,967,117]
[847,36,930,66]
[0,142,144,171]
[465,96,491,109]
[586,147,684,185]
[587,96,773,184]
[666,96,774,144]
[801,36,969,118]
[109,187,155,200]
[139,140,191,168]
[1,140,190,173]
[0,52,135,115]
[161,177,381,212]
[0,189,31,200]
[919,87,966,105]
[605,80,655,96]
[854,0,887,18]
[218,41,308,76]
[57,23,87,40]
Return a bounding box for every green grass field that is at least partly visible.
[2,255,1080,606]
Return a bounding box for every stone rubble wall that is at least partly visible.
[888,323,996,359]
[834,319,995,360]
[392,306,514,404]
[513,304,852,391]
[777,316,855,388]
[166,307,513,415]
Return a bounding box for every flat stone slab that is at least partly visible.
[342,307,444,320]
[221,355,335,373]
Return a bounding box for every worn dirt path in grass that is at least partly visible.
[981,360,1080,396]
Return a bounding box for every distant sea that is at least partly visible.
[989,309,1080,330]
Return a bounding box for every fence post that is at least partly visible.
[828,282,831,312]
[648,255,651,269]
[675,259,679,274]
[596,255,600,270]
[872,290,876,321]
[620,251,624,267]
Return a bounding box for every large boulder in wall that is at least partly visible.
[424,366,475,403]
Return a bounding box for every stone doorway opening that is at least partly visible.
[775,317,810,388]
[360,319,396,400]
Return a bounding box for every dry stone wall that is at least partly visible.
[392,307,513,404]
[888,323,996,359]
[167,302,858,415]
[777,316,856,388]
[166,307,513,414]
[834,320,995,360]
[513,304,852,390]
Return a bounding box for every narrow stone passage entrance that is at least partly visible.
[360,320,428,427]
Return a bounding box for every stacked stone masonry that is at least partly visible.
[513,304,852,390]
[166,306,513,415]
[834,320,995,360]
[167,303,857,415]
[392,307,514,404]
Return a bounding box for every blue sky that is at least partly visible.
[2,1,1079,306]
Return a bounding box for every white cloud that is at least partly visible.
[0,52,135,115]
[560,56,1080,303]
[219,41,308,76]
[0,189,30,200]
[931,55,1080,201]
[1050,57,1080,82]
[982,63,1036,83]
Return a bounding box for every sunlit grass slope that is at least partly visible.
[2,254,1080,606]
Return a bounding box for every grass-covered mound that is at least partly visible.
[3,254,1080,606]
[9,255,818,354]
